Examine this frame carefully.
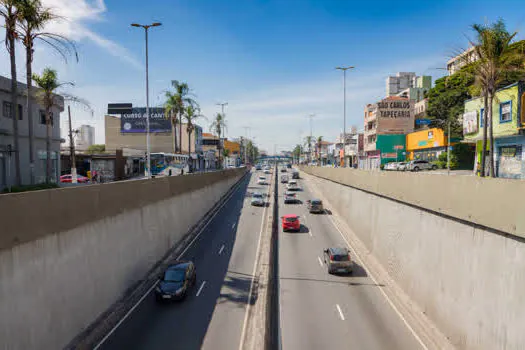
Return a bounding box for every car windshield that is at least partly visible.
[332,254,349,261]
[163,268,186,282]
[253,194,262,198]
[285,217,298,222]
[311,200,322,205]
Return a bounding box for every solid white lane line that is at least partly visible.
[93,175,249,350]
[327,207,428,350]
[317,256,324,266]
[238,169,273,350]
[232,223,236,229]
[336,304,345,321]
[308,231,313,237]
[218,244,225,255]
[196,281,207,297]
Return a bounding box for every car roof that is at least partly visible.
[328,247,348,255]
[253,192,263,196]
[166,260,192,270]
[283,214,298,218]
[310,198,321,202]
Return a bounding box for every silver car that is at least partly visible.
[407,160,437,172]
[251,192,265,206]
[323,247,353,274]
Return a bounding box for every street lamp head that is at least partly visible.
[336,66,355,71]
[131,23,141,27]
[151,22,162,27]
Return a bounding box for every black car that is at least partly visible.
[292,171,300,179]
[155,261,196,302]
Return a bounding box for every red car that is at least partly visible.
[60,174,90,183]
[281,214,301,232]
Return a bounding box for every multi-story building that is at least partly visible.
[447,46,479,75]
[76,124,95,151]
[0,75,64,189]
[363,96,414,169]
[386,72,431,101]
[463,81,525,178]
[314,140,333,166]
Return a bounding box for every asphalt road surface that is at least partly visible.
[278,169,424,350]
[96,169,271,350]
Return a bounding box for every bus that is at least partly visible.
[148,153,190,177]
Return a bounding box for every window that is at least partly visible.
[500,101,512,123]
[480,108,484,127]
[39,110,53,125]
[2,102,23,120]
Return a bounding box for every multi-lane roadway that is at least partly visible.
[94,165,425,350]
[278,169,424,350]
[96,170,271,350]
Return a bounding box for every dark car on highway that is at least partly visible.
[155,261,196,302]
[306,199,324,213]
[292,171,299,179]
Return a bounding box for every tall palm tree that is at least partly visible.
[165,80,197,153]
[17,0,77,184]
[317,136,323,166]
[304,135,313,164]
[470,20,524,177]
[210,112,227,169]
[183,105,205,157]
[1,0,22,185]
[164,92,179,153]
[32,68,70,183]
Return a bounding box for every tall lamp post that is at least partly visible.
[131,22,162,178]
[335,66,354,168]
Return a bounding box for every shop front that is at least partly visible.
[376,134,406,165]
[495,136,525,179]
[406,128,447,161]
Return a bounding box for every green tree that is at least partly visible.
[1,0,22,185]
[292,144,303,163]
[86,144,105,154]
[470,20,524,177]
[210,113,227,168]
[17,0,77,184]
[183,105,205,156]
[32,68,69,183]
[164,80,197,153]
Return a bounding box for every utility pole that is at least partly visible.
[68,105,78,183]
[131,22,162,178]
[243,126,251,164]
[336,66,354,167]
[447,120,451,175]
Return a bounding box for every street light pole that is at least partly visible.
[336,66,354,168]
[131,22,162,178]
[447,120,451,175]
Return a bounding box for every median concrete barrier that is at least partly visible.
[0,169,246,350]
[300,166,525,350]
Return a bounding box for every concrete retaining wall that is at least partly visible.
[0,169,245,350]
[300,166,525,350]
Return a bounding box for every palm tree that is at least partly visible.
[317,136,323,166]
[470,20,524,177]
[210,112,227,168]
[17,0,77,184]
[164,92,179,153]
[183,105,205,157]
[304,135,313,164]
[32,68,70,183]
[1,0,22,185]
[165,80,197,153]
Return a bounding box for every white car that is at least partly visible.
[257,176,267,185]
[284,191,297,204]
[287,180,299,191]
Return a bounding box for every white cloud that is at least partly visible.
[41,0,141,69]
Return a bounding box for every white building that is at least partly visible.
[447,47,479,75]
[387,72,432,102]
[0,75,64,189]
[76,124,95,151]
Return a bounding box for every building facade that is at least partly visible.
[406,128,450,161]
[363,96,415,169]
[386,72,431,100]
[76,124,95,151]
[105,115,206,171]
[463,82,525,179]
[0,76,64,189]
[447,47,479,75]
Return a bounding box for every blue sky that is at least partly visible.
[2,0,525,153]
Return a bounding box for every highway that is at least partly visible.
[278,168,424,350]
[96,169,271,350]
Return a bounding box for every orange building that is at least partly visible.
[406,127,455,161]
